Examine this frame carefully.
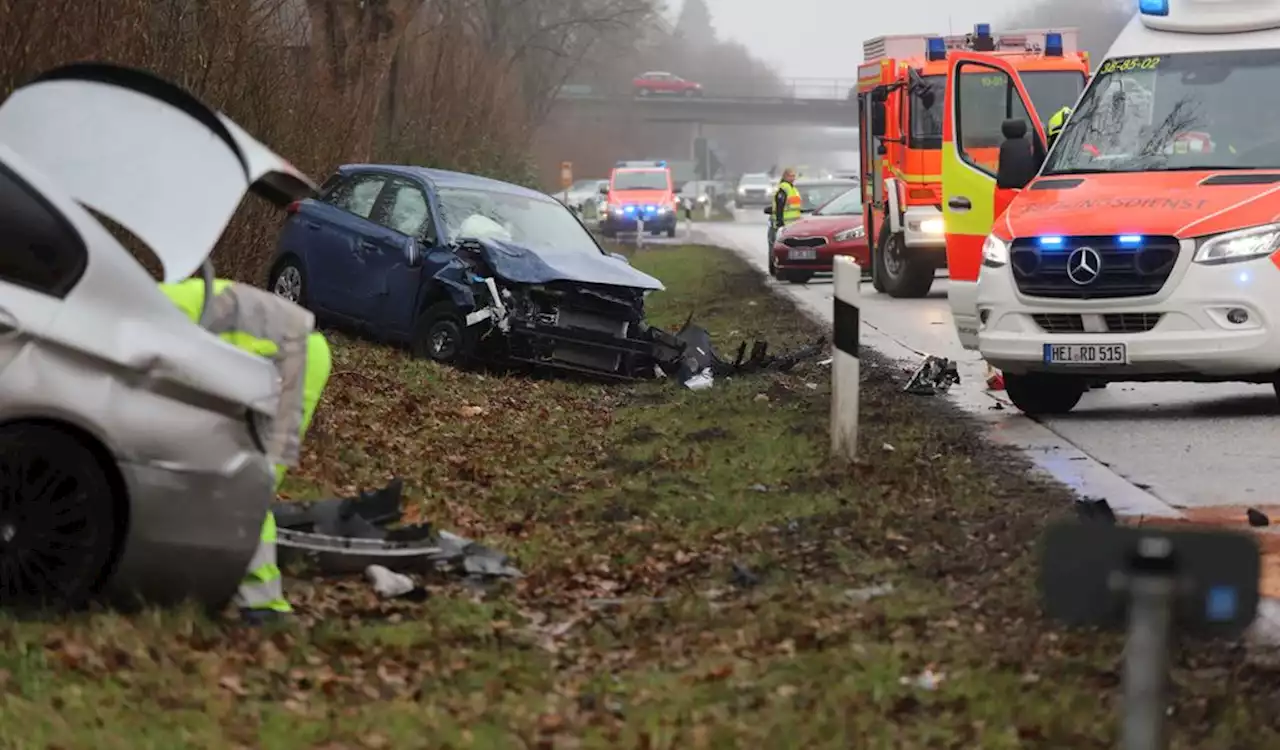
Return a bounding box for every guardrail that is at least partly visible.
[557,77,859,102]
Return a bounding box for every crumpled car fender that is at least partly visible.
[420,248,479,313]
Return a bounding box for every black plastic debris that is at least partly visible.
[664,316,826,389]
[1074,497,1117,525]
[274,478,521,579]
[903,355,960,395]
[1248,508,1270,527]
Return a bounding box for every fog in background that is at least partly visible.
[536,0,1135,184]
[685,0,1133,78]
[669,0,1134,176]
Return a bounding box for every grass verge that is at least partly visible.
[2,246,1277,748]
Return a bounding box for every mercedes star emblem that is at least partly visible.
[1066,246,1102,285]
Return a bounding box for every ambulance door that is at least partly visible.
[941,53,1044,349]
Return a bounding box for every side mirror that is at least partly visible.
[870,100,886,137]
[406,239,423,267]
[609,252,631,265]
[599,184,610,195]
[763,205,773,215]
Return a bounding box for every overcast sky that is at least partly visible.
[684,0,1024,80]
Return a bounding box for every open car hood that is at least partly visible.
[0,63,316,282]
[471,237,664,291]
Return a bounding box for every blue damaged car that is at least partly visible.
[267,165,681,378]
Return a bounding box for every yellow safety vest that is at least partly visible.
[777,181,803,225]
[1047,107,1071,139]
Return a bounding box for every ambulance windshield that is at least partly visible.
[1043,49,1280,174]
[913,70,1085,147]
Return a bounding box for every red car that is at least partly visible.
[769,186,868,284]
[633,71,703,97]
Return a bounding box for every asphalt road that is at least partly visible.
[693,209,1280,513]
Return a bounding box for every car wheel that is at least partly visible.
[666,225,676,238]
[0,423,119,612]
[269,257,307,306]
[875,231,933,298]
[601,226,616,239]
[411,302,474,365]
[768,250,778,278]
[1004,373,1087,416]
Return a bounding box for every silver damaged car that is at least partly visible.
[0,63,315,610]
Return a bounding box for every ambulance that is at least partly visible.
[943,0,1280,415]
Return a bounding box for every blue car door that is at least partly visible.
[299,171,389,319]
[360,178,438,338]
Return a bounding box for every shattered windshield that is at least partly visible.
[437,187,603,255]
[913,70,1086,147]
[1044,50,1280,174]
[813,188,862,215]
[612,170,669,190]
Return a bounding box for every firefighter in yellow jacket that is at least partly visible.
[159,277,331,622]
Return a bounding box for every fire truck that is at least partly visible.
[856,24,1090,297]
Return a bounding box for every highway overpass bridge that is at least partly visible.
[552,78,861,128]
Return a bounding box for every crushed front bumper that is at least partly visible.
[107,451,273,609]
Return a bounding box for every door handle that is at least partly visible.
[358,241,379,254]
[303,221,321,230]
[0,306,19,337]
[948,196,972,211]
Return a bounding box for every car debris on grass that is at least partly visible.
[5,245,1280,747]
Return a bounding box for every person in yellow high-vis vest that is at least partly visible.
[159,278,331,622]
[767,167,804,250]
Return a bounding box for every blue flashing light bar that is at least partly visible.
[974,23,991,37]
[1037,236,1064,247]
[1139,0,1168,16]
[1117,234,1143,245]
[1045,32,1063,56]
[926,37,946,61]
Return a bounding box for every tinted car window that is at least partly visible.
[613,170,669,190]
[0,163,87,298]
[326,174,386,219]
[382,181,432,237]
[813,188,863,215]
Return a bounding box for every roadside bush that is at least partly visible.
[0,0,536,281]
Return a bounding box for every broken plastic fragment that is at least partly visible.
[903,355,960,395]
[846,583,895,603]
[684,368,714,390]
[365,565,416,598]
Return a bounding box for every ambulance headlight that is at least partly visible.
[1193,223,1280,265]
[982,234,1009,267]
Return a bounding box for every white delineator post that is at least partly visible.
[831,255,860,459]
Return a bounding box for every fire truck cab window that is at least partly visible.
[914,69,1085,152]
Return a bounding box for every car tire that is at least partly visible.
[0,423,119,612]
[601,226,616,239]
[768,250,778,278]
[666,225,676,238]
[1004,373,1087,416]
[875,231,933,298]
[411,302,475,365]
[269,256,308,307]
